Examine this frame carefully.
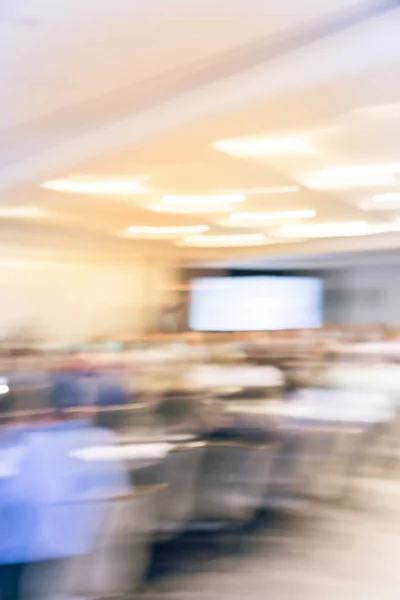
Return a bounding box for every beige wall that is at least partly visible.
[0,259,179,343]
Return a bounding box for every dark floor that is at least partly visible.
[142,477,400,600]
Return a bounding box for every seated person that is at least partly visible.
[51,359,129,430]
[0,389,131,599]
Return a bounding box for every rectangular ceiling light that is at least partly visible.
[272,220,400,239]
[300,169,397,190]
[179,233,268,246]
[161,195,246,205]
[320,164,400,177]
[125,224,209,237]
[42,176,148,196]
[217,186,299,195]
[273,221,370,238]
[0,206,45,218]
[353,103,400,116]
[229,209,315,222]
[372,193,400,203]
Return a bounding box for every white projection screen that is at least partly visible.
[189,276,323,331]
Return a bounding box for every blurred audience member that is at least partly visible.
[0,384,130,599]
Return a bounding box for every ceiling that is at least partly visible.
[1,0,400,262]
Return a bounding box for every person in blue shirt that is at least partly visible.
[50,358,88,410]
[79,365,131,431]
[0,387,131,599]
[0,412,32,600]
[51,360,129,421]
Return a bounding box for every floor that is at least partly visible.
[143,476,400,600]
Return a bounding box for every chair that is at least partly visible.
[62,486,162,599]
[194,438,277,524]
[273,425,361,503]
[269,386,384,504]
[156,441,205,539]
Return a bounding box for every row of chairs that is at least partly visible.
[88,423,362,597]
[5,382,380,598]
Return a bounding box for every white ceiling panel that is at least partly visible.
[1,0,400,261]
[1,0,363,129]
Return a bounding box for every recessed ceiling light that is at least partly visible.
[357,192,400,212]
[358,193,400,211]
[42,176,148,196]
[228,209,316,222]
[299,165,400,190]
[353,103,400,115]
[273,221,369,238]
[124,224,209,238]
[302,174,396,190]
[372,193,400,203]
[178,233,269,247]
[0,206,45,218]
[161,194,246,206]
[271,221,400,239]
[212,136,315,158]
[321,164,400,177]
[143,202,234,214]
[217,186,299,195]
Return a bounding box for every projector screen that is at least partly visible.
[189,276,322,331]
